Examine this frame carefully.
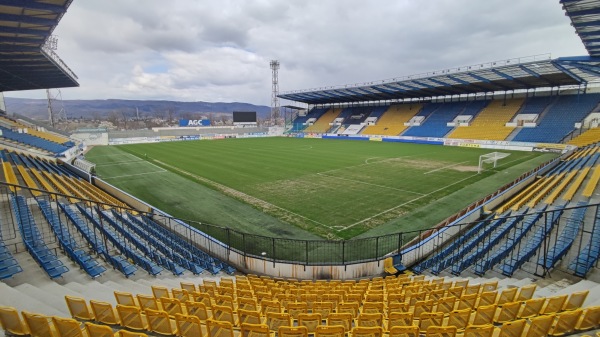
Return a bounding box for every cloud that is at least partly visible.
[5,0,587,105]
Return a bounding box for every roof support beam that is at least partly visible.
[445,75,489,92]
[0,26,49,37]
[552,60,586,83]
[565,62,600,77]
[491,69,529,87]
[565,7,600,16]
[0,13,58,26]
[0,36,45,44]
[0,0,67,13]
[427,77,476,93]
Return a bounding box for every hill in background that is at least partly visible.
[4,97,271,121]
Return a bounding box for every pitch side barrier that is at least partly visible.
[295,132,575,153]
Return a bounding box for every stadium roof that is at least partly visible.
[279,55,600,105]
[562,0,600,58]
[0,0,78,92]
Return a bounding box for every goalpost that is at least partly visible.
[478,152,510,174]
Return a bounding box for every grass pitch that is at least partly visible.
[86,137,556,240]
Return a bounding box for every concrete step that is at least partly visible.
[0,282,66,317]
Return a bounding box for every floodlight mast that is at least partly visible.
[270,60,280,125]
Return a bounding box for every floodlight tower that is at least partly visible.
[270,60,280,124]
[44,36,67,127]
[46,89,67,128]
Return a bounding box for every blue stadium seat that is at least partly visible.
[0,126,70,154]
[10,195,69,279]
[36,199,106,278]
[451,209,527,275]
[569,205,600,277]
[500,205,565,276]
[60,203,137,277]
[513,94,600,143]
[402,100,488,138]
[76,205,163,276]
[538,202,587,270]
[472,207,546,276]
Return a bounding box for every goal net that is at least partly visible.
[478,152,510,174]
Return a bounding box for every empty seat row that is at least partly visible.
[10,195,69,279]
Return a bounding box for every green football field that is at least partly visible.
[85,137,556,240]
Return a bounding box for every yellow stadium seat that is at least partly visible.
[211,305,237,326]
[298,312,322,333]
[237,309,262,326]
[151,285,170,299]
[286,302,308,320]
[518,298,545,319]
[206,319,235,337]
[418,312,444,333]
[145,308,177,336]
[549,309,583,336]
[65,296,94,321]
[497,288,518,306]
[116,330,149,337]
[266,312,291,333]
[51,316,86,337]
[445,308,471,331]
[351,326,383,337]
[524,313,555,337]
[425,325,457,337]
[327,313,353,332]
[575,306,600,331]
[389,325,420,337]
[387,312,413,330]
[563,290,589,311]
[315,325,346,337]
[89,300,120,326]
[279,325,309,337]
[494,301,521,324]
[356,312,382,328]
[136,294,160,312]
[516,284,537,301]
[22,311,57,337]
[238,298,259,312]
[477,291,497,308]
[171,288,190,303]
[84,322,114,337]
[184,301,211,321]
[498,319,527,337]
[541,295,568,315]
[463,324,495,337]
[174,313,206,337]
[115,304,148,331]
[114,291,137,307]
[313,302,334,319]
[241,323,270,337]
[159,297,183,318]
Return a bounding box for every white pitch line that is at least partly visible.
[424,160,471,175]
[339,172,483,231]
[151,158,336,230]
[102,170,167,179]
[85,154,132,158]
[96,160,144,167]
[318,151,438,175]
[317,172,425,195]
[338,153,539,231]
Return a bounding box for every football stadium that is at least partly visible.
[1,0,600,336]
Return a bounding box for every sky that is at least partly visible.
[6,0,589,106]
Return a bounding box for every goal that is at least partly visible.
[478,152,510,174]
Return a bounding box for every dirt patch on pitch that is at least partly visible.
[387,158,447,170]
[451,165,479,172]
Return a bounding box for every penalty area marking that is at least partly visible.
[338,171,484,232]
[317,172,425,195]
[338,153,538,231]
[423,160,471,175]
[318,151,438,176]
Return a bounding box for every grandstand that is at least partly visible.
[361,104,422,136]
[4,1,600,337]
[448,98,523,141]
